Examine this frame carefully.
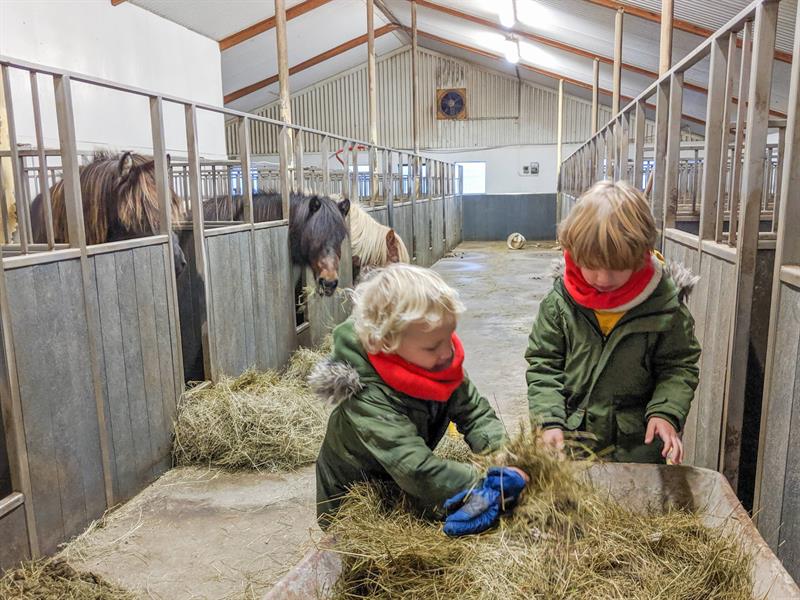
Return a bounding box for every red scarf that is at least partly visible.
[367,334,465,402]
[563,251,657,311]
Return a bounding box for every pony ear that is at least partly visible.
[309,195,322,215]
[118,152,134,180]
[337,197,350,217]
[386,229,400,263]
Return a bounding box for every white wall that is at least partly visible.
[423,144,582,195]
[1,0,227,158]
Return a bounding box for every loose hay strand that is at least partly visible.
[173,339,331,472]
[331,426,754,600]
[0,558,134,600]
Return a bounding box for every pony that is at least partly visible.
[348,201,409,281]
[201,191,350,296]
[30,151,187,276]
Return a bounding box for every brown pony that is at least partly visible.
[30,152,186,275]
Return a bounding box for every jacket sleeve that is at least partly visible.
[645,304,701,431]
[448,377,507,454]
[525,293,568,429]
[342,391,480,507]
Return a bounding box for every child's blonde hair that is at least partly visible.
[351,263,464,353]
[558,180,656,271]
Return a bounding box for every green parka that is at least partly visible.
[525,263,701,463]
[312,320,507,526]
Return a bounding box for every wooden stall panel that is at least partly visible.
[365,206,388,227]
[393,203,413,258]
[5,260,106,555]
[0,503,30,570]
[445,196,460,251]
[689,254,737,471]
[92,245,178,502]
[758,282,800,558]
[206,231,257,377]
[414,200,432,267]
[253,225,296,370]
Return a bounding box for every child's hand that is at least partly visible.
[541,428,565,451]
[645,417,683,464]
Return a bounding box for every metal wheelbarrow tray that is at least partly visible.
[264,464,800,599]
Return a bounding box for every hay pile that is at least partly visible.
[330,427,753,600]
[0,558,134,599]
[173,340,331,471]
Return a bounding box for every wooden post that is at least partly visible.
[367,0,378,204]
[275,0,292,126]
[659,0,674,75]
[699,35,728,242]
[754,0,800,530]
[0,67,16,244]
[592,59,600,134]
[663,72,684,233]
[652,79,670,236]
[722,1,779,493]
[612,8,624,116]
[411,0,420,155]
[30,73,54,250]
[619,111,630,183]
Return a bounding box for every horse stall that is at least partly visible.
[558,0,800,582]
[0,58,183,567]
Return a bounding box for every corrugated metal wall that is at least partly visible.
[227,46,688,156]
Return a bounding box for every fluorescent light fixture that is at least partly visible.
[516,0,555,29]
[498,0,516,28]
[518,41,538,63]
[505,39,520,64]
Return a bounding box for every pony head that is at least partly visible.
[290,193,349,296]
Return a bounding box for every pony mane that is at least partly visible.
[290,192,348,264]
[36,151,182,245]
[349,201,409,267]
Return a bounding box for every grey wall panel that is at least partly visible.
[0,505,29,570]
[5,260,105,554]
[462,194,557,241]
[365,206,388,226]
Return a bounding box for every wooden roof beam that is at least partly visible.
[224,23,399,104]
[412,0,785,118]
[581,0,792,63]
[415,29,706,126]
[219,0,334,51]
[110,0,127,5]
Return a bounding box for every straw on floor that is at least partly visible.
[329,427,753,600]
[0,558,134,600]
[173,339,331,472]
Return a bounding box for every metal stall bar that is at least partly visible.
[1,66,27,253]
[150,96,184,398]
[716,32,739,242]
[185,104,218,382]
[728,22,754,247]
[321,136,331,196]
[699,35,729,243]
[663,72,684,234]
[294,129,304,193]
[651,79,670,235]
[634,100,646,190]
[53,74,115,508]
[721,0,779,492]
[29,73,54,250]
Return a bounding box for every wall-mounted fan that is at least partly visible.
[436,88,467,120]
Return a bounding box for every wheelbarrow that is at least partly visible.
[264,464,800,599]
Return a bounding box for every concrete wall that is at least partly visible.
[462,193,556,241]
[0,0,227,158]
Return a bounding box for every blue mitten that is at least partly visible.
[485,467,527,509]
[443,487,501,537]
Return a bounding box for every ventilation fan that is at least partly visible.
[436,88,467,120]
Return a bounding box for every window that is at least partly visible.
[457,162,486,194]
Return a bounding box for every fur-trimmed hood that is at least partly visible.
[309,358,363,407]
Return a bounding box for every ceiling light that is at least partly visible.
[505,39,520,64]
[499,0,516,28]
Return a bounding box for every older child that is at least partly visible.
[312,264,527,536]
[527,180,700,464]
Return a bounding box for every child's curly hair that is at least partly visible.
[351,264,464,353]
[559,180,657,271]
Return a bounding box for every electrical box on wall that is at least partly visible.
[521,162,540,176]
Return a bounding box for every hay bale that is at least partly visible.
[173,342,331,472]
[0,558,134,599]
[329,426,753,600]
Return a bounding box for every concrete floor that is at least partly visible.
[63,241,558,599]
